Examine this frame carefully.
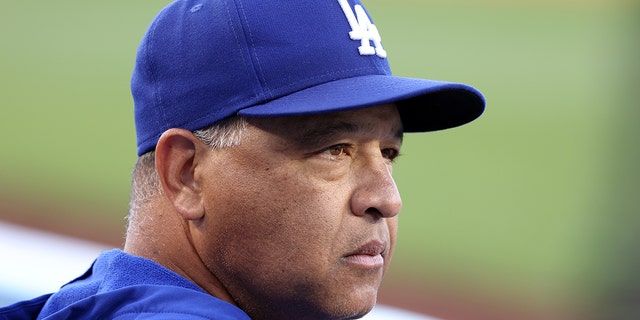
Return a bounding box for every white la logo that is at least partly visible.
[338,0,387,58]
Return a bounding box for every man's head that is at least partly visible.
[126,0,484,319]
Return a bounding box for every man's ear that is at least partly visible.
[155,128,206,220]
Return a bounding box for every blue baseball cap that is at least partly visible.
[132,0,485,156]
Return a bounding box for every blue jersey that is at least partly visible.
[0,249,251,320]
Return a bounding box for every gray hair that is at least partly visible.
[128,116,248,225]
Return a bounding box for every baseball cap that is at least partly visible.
[132,0,485,156]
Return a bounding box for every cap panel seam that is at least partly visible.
[222,0,260,102]
[234,0,268,100]
[147,9,169,132]
[136,10,169,152]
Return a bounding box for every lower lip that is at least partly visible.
[343,254,384,269]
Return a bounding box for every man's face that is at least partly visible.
[196,104,403,319]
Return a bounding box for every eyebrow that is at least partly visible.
[298,121,403,147]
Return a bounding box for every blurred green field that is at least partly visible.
[1,1,638,319]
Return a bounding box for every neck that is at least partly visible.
[124,200,236,307]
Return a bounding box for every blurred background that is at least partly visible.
[1,0,638,319]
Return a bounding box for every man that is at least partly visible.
[1,0,484,319]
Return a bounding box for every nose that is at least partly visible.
[350,157,403,219]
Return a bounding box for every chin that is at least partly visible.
[349,306,375,320]
[325,292,377,320]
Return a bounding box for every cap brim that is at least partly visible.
[238,74,485,132]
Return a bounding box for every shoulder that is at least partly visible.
[0,294,52,320]
[37,250,249,320]
[112,285,250,320]
[40,284,250,320]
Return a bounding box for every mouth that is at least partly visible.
[342,240,386,269]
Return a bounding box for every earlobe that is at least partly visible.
[155,128,206,220]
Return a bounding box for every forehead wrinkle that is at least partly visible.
[300,121,359,146]
[248,104,404,147]
[299,120,403,147]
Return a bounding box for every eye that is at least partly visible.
[326,144,348,157]
[381,148,400,161]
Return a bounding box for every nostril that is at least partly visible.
[364,207,384,220]
[190,4,203,13]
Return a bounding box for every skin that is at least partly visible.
[125,103,403,320]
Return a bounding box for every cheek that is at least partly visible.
[386,217,399,257]
[205,165,347,267]
[201,169,352,306]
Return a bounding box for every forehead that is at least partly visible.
[246,104,403,142]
